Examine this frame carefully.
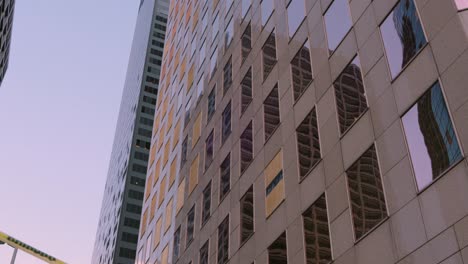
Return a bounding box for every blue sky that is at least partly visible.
[0,0,138,262]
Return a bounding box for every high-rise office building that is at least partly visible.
[137,0,468,263]
[91,0,168,263]
[0,0,14,86]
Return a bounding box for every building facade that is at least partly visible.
[137,0,468,264]
[92,0,168,263]
[0,0,14,86]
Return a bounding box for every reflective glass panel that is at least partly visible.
[333,55,367,134]
[324,0,352,52]
[263,30,277,81]
[241,67,253,114]
[268,232,287,264]
[296,108,321,180]
[287,0,305,38]
[264,85,280,141]
[199,240,209,264]
[261,0,274,26]
[222,102,232,143]
[205,130,214,170]
[225,18,234,51]
[346,145,387,240]
[207,87,216,121]
[202,182,212,225]
[223,57,233,94]
[402,82,462,190]
[240,186,254,243]
[380,0,427,79]
[186,205,195,244]
[303,195,332,264]
[291,40,312,102]
[242,0,251,18]
[220,153,231,200]
[242,24,252,63]
[217,216,229,264]
[241,121,254,174]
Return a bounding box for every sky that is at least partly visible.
[0,0,139,263]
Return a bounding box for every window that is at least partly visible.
[202,182,212,225]
[220,153,231,200]
[291,40,312,102]
[119,248,136,259]
[124,217,140,229]
[128,190,144,200]
[324,0,352,52]
[173,227,181,260]
[268,232,287,264]
[223,57,233,95]
[261,0,274,26]
[121,232,138,243]
[126,204,142,214]
[380,0,427,79]
[347,145,387,240]
[189,154,200,194]
[402,82,462,191]
[241,24,252,63]
[192,112,202,148]
[181,136,188,167]
[265,151,284,217]
[130,176,145,186]
[263,30,277,81]
[287,0,305,38]
[186,205,195,245]
[217,216,229,264]
[134,151,149,161]
[241,122,254,174]
[212,13,220,44]
[225,18,234,51]
[241,67,253,114]
[455,0,468,10]
[240,186,254,244]
[153,217,162,250]
[303,195,332,264]
[264,85,280,141]
[176,179,186,214]
[208,87,216,121]
[242,0,251,18]
[210,48,218,79]
[199,240,209,264]
[296,108,321,180]
[334,55,367,134]
[222,102,232,143]
[205,130,214,170]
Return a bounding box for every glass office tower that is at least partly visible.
[91,0,168,263]
[138,0,468,264]
[0,0,14,86]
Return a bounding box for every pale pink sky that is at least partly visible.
[0,0,138,263]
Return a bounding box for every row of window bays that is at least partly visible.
[138,0,464,263]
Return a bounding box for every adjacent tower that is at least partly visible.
[91,0,168,263]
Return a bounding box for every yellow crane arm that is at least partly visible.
[0,231,66,264]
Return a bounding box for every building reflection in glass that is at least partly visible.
[291,39,313,102]
[264,84,280,141]
[242,24,252,63]
[263,30,277,81]
[380,0,427,79]
[402,82,462,190]
[268,232,288,264]
[303,195,332,264]
[296,108,321,180]
[347,145,387,240]
[240,186,254,243]
[241,121,254,174]
[241,67,253,114]
[333,55,367,134]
